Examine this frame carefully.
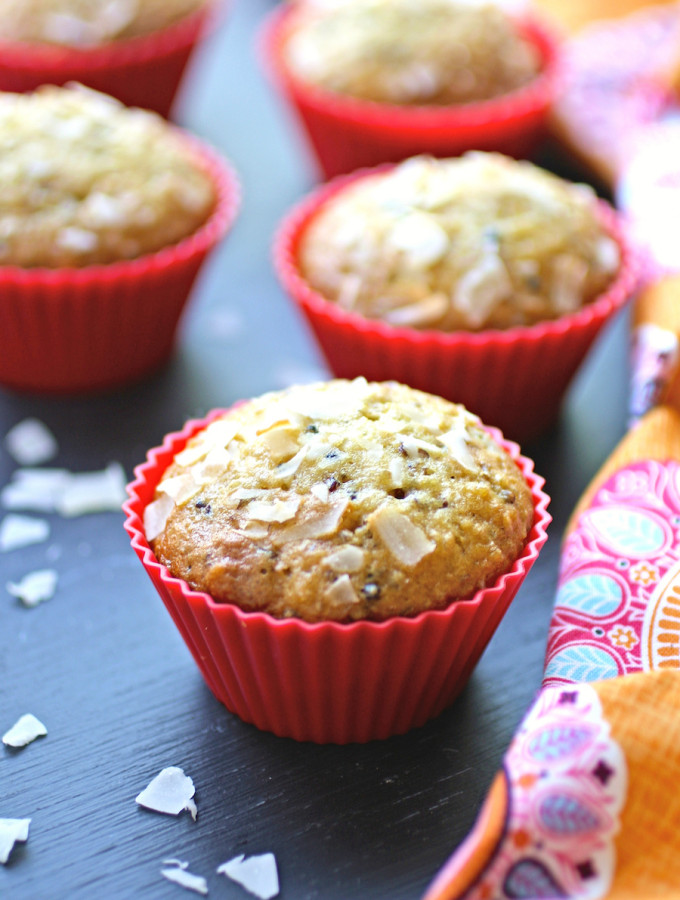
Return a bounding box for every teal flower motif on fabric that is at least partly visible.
[544,646,619,684]
[555,573,623,618]
[587,507,667,557]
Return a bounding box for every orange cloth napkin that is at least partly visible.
[423,275,680,900]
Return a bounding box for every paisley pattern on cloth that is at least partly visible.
[424,683,627,900]
[544,460,680,687]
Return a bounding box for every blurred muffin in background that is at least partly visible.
[261,0,561,178]
[0,83,239,393]
[298,152,619,332]
[0,83,216,267]
[0,0,221,116]
[282,0,541,106]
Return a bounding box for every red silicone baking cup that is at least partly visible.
[123,406,551,744]
[0,136,239,395]
[273,168,640,443]
[260,3,562,179]
[0,2,224,118]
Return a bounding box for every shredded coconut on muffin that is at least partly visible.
[299,153,620,331]
[283,0,540,106]
[148,378,534,623]
[0,0,209,45]
[0,84,216,267]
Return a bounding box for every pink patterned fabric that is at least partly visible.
[461,683,626,900]
[545,460,680,687]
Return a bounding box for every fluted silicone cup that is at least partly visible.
[273,167,639,442]
[124,406,551,744]
[0,2,224,118]
[260,3,562,179]
[0,136,239,394]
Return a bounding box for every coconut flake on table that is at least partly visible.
[1,469,70,512]
[56,462,127,516]
[4,419,58,466]
[369,506,436,567]
[161,860,208,896]
[1,463,127,516]
[0,818,30,865]
[2,714,47,748]
[217,853,280,900]
[135,767,197,820]
[0,515,50,552]
[6,569,58,607]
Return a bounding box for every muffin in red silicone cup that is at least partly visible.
[0,84,239,395]
[124,378,551,744]
[0,0,224,118]
[260,0,562,180]
[273,153,639,442]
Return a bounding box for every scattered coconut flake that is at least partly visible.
[161,860,208,896]
[275,446,307,480]
[135,767,197,820]
[6,569,57,607]
[0,818,30,865]
[395,434,441,458]
[2,714,47,748]
[56,462,127,516]
[144,494,175,542]
[439,421,477,471]
[4,419,58,466]
[217,853,279,900]
[326,546,365,574]
[246,497,300,524]
[275,498,348,543]
[2,464,127,517]
[1,469,70,512]
[0,515,50,552]
[369,506,435,567]
[157,474,200,507]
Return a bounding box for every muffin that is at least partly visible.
[0,84,239,393]
[125,378,551,742]
[260,0,561,178]
[0,0,220,117]
[0,0,209,43]
[147,379,535,622]
[274,154,638,440]
[299,153,620,332]
[282,0,540,106]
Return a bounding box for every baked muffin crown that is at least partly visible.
[0,84,216,267]
[299,153,620,331]
[283,0,540,106]
[148,379,535,622]
[0,0,209,44]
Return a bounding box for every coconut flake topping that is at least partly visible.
[369,506,436,566]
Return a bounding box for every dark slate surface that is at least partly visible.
[0,3,629,898]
